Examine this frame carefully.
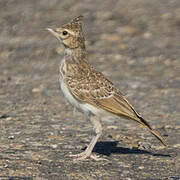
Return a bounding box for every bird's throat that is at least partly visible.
[64,47,87,64]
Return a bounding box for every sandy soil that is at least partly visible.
[0,0,180,179]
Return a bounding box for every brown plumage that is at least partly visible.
[65,60,166,146]
[47,16,167,161]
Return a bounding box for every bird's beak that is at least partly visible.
[46,28,60,40]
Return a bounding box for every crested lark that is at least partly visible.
[47,16,167,161]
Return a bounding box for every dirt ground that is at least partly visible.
[0,0,180,179]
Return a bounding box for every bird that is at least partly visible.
[46,15,167,161]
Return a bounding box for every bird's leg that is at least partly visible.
[69,116,105,161]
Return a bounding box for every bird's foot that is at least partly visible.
[69,151,107,161]
[89,154,107,161]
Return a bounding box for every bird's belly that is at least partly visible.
[60,79,80,109]
[59,79,106,116]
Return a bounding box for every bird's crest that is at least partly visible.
[62,15,84,34]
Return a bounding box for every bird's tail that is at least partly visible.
[137,116,167,147]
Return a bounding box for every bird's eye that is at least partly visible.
[62,31,68,35]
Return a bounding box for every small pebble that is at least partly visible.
[138,166,145,170]
[4,164,8,168]
[8,135,15,139]
[51,144,58,149]
[143,32,152,39]
[6,117,12,121]
[32,88,41,93]
[106,125,118,130]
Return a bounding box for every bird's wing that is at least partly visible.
[65,62,139,120]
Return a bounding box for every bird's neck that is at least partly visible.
[64,47,87,64]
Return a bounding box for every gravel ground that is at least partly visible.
[0,0,180,179]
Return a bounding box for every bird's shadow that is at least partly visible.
[82,141,170,157]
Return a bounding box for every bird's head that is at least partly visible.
[46,15,85,49]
